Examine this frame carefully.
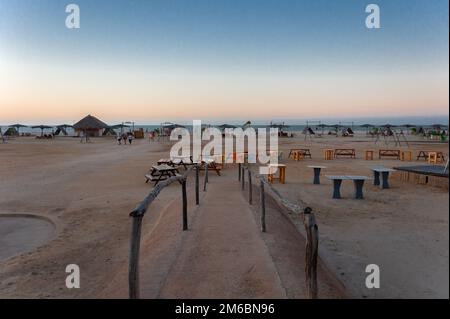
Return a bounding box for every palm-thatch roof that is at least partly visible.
[73,115,108,130]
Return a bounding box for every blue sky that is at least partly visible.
[0,0,448,124]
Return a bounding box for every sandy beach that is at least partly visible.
[0,133,447,298]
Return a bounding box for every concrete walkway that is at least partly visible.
[136,170,343,299]
[158,174,287,298]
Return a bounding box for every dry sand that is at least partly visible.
[0,134,448,298]
[274,134,449,298]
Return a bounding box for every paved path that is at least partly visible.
[158,174,287,298]
[137,170,343,299]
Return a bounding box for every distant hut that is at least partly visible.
[73,115,108,137]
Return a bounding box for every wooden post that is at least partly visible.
[182,179,188,231]
[248,169,252,205]
[241,166,245,190]
[260,179,266,233]
[195,164,199,205]
[129,214,143,299]
[303,207,318,299]
[203,162,208,192]
[238,163,241,181]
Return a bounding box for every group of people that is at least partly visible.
[117,132,134,145]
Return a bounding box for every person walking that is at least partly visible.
[128,133,134,145]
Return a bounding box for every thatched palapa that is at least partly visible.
[73,115,108,137]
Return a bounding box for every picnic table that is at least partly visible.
[289,149,312,159]
[171,155,194,169]
[334,149,356,159]
[326,175,371,199]
[378,149,400,160]
[369,167,396,189]
[199,157,221,176]
[157,158,174,165]
[307,165,326,184]
[145,164,179,186]
[416,150,445,162]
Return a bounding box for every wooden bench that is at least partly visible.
[334,149,356,159]
[378,149,400,160]
[289,149,312,159]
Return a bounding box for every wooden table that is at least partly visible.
[379,149,400,160]
[307,165,326,184]
[326,175,371,199]
[365,150,374,160]
[268,164,286,184]
[370,167,396,189]
[400,150,413,161]
[145,164,179,186]
[324,149,334,160]
[416,151,445,163]
[417,151,445,163]
[334,149,356,159]
[289,149,312,160]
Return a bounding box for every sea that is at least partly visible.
[1,116,448,136]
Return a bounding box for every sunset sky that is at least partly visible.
[0,0,448,124]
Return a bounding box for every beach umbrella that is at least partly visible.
[269,123,289,129]
[316,123,329,134]
[242,121,252,129]
[32,125,53,136]
[360,124,374,134]
[9,124,28,134]
[111,124,130,128]
[218,124,237,131]
[57,124,74,128]
[111,124,130,134]
[166,124,186,129]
